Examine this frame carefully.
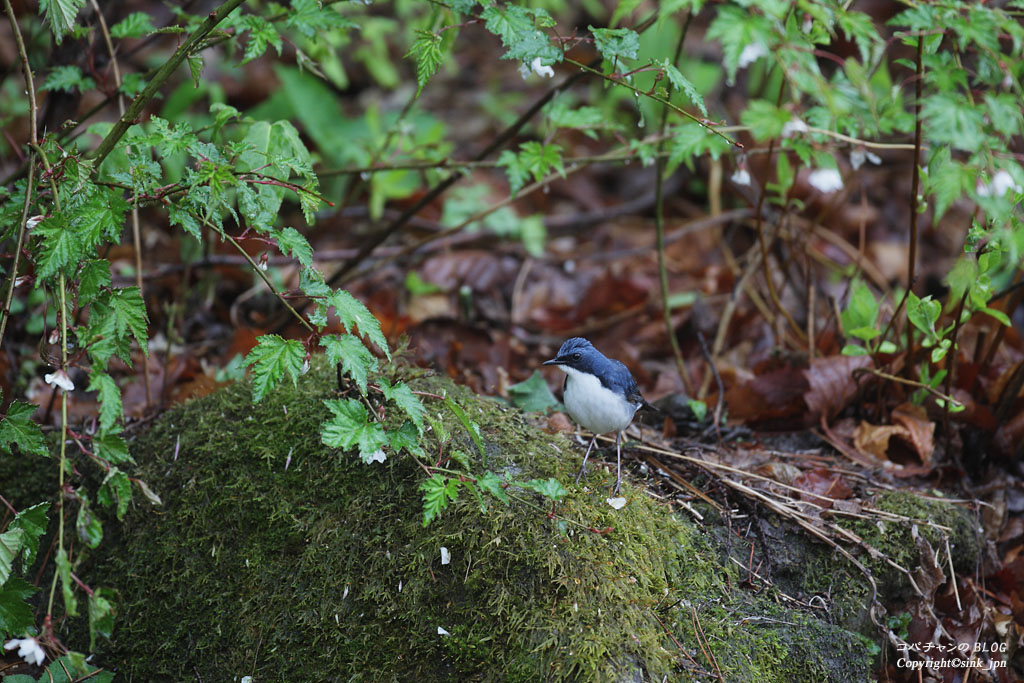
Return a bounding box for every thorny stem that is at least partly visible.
[906,34,924,376]
[654,16,695,396]
[566,58,740,149]
[223,233,316,334]
[91,0,246,167]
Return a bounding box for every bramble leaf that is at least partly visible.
[9,503,49,572]
[321,398,389,463]
[518,477,568,502]
[88,372,122,433]
[320,333,377,395]
[0,401,48,457]
[244,335,306,402]
[420,474,460,527]
[328,290,390,359]
[590,26,640,61]
[41,65,95,92]
[378,379,425,434]
[110,11,156,38]
[660,60,707,117]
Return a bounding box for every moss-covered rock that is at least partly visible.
[87,361,873,681]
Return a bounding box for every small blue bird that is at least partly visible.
[543,337,644,494]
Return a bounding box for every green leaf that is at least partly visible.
[88,587,116,650]
[518,142,565,184]
[840,281,879,336]
[327,290,390,359]
[740,100,792,141]
[320,333,377,395]
[0,528,23,586]
[321,398,389,464]
[273,227,313,267]
[590,26,640,61]
[687,398,708,422]
[9,503,48,573]
[921,94,986,153]
[244,335,306,402]
[420,474,460,527]
[477,471,510,505]
[482,5,560,64]
[507,370,560,413]
[444,395,485,459]
[98,468,131,520]
[78,259,111,304]
[982,307,1011,327]
[379,379,425,434]
[88,372,122,432]
[94,286,149,355]
[518,477,568,501]
[706,6,774,83]
[93,427,132,464]
[407,30,444,95]
[110,11,156,38]
[56,546,78,616]
[906,292,941,339]
[0,576,37,636]
[841,344,869,356]
[497,150,530,193]
[0,401,48,457]
[519,214,546,257]
[239,15,282,64]
[76,496,102,549]
[186,53,204,87]
[925,146,970,222]
[387,420,424,457]
[34,215,82,279]
[40,0,87,43]
[41,65,95,93]
[660,60,707,117]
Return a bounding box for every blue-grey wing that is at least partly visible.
[609,359,644,408]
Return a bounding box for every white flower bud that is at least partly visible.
[808,168,843,193]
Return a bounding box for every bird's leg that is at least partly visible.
[575,433,598,483]
[613,430,623,494]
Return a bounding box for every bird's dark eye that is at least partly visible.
[572,352,581,361]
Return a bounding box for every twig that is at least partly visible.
[91,0,246,166]
[654,16,695,396]
[905,33,924,376]
[696,331,724,443]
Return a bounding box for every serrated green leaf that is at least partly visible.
[507,370,560,413]
[98,468,131,521]
[0,528,24,586]
[41,65,95,93]
[660,60,707,117]
[76,496,102,549]
[88,587,116,651]
[110,11,155,38]
[273,227,313,267]
[320,333,377,394]
[387,420,424,457]
[477,471,509,505]
[56,546,78,616]
[590,25,640,61]
[88,372,122,432]
[239,15,282,64]
[244,335,306,402]
[740,100,792,141]
[407,30,444,95]
[443,395,485,461]
[41,0,87,43]
[187,53,204,87]
[78,259,111,304]
[321,398,389,463]
[0,576,37,636]
[518,142,565,183]
[327,290,390,359]
[34,215,82,279]
[379,379,425,434]
[93,287,149,355]
[93,428,132,464]
[497,149,530,193]
[0,401,48,457]
[518,477,568,501]
[9,503,48,573]
[420,474,460,527]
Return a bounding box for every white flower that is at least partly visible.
[802,15,813,34]
[5,637,45,666]
[523,56,554,79]
[440,546,451,565]
[977,170,1022,198]
[300,359,310,375]
[849,147,882,171]
[780,118,808,138]
[438,626,451,636]
[241,677,253,683]
[44,369,75,392]
[808,168,843,193]
[737,43,768,69]
[366,449,386,464]
[730,168,752,187]
[25,215,44,231]
[606,497,627,510]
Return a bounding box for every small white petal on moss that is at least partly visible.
[440,546,451,565]
[438,626,451,636]
[808,168,843,193]
[606,497,627,510]
[367,449,386,464]
[530,57,554,78]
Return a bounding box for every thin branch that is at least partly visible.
[91,0,246,167]
[905,34,924,375]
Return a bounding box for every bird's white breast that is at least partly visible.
[561,366,639,434]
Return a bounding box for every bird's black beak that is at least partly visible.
[542,357,561,366]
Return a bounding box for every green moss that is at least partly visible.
[85,359,871,681]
